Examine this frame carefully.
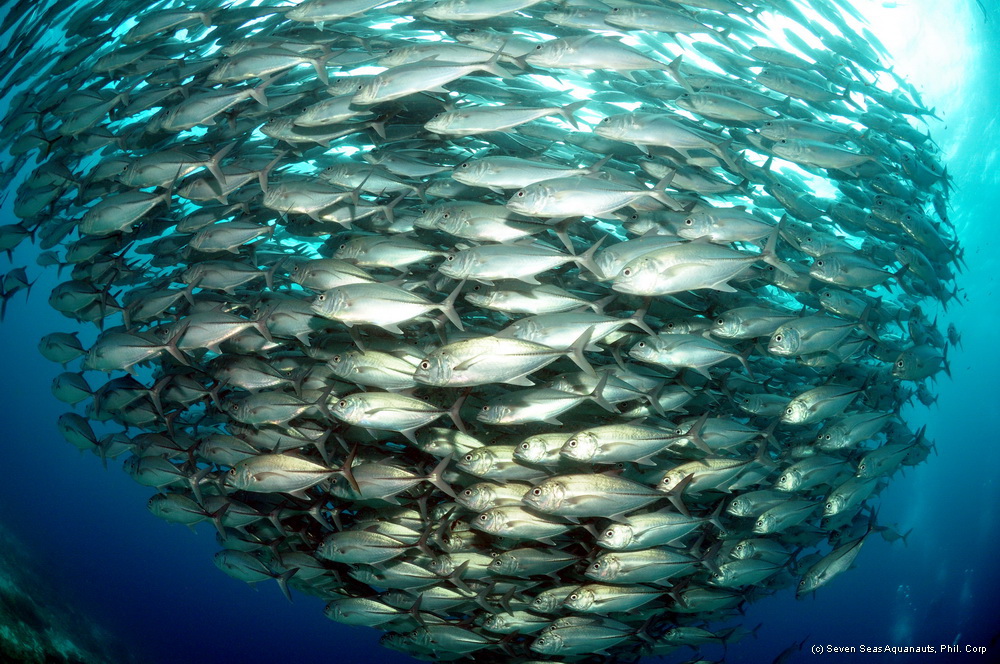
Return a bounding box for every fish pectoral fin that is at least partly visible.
[452,352,493,372]
[501,375,535,386]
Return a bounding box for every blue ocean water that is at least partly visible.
[0,1,996,663]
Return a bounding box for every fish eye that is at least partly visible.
[534,44,543,50]
[567,439,577,447]
[442,213,450,218]
[622,268,632,277]
[332,354,340,362]
[317,294,326,301]
[569,593,578,600]
[420,361,430,370]
[774,335,782,342]
[481,405,490,411]
[231,404,239,411]
[479,514,488,520]
[338,400,347,408]
[816,260,824,266]
[520,442,529,449]
[516,191,524,197]
[447,254,455,261]
[636,341,645,348]
[605,530,614,537]
[786,408,793,414]
[591,562,600,569]
[896,360,904,367]
[464,453,474,462]
[531,488,541,495]
[684,218,693,225]
[825,434,832,440]
[462,489,472,496]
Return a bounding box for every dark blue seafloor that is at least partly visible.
[0,0,998,662]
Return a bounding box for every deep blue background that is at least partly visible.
[1,1,997,663]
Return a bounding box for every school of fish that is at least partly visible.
[0,0,962,660]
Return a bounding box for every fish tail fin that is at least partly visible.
[686,411,712,455]
[634,615,657,647]
[573,234,606,279]
[339,443,361,494]
[274,568,297,603]
[713,135,740,172]
[629,299,655,337]
[566,325,596,376]
[381,191,407,224]
[891,262,909,287]
[448,560,474,595]
[258,150,287,194]
[559,99,587,129]
[651,173,684,211]
[481,46,513,79]
[586,154,612,175]
[667,55,693,92]
[208,502,230,541]
[253,304,275,343]
[761,222,795,277]
[708,499,726,532]
[311,51,337,85]
[589,292,616,314]
[426,455,455,499]
[438,279,465,331]
[857,304,879,341]
[761,419,780,454]
[665,473,693,516]
[588,370,617,413]
[549,216,577,254]
[162,321,190,366]
[248,74,278,108]
[205,142,235,189]
[448,388,470,433]
[644,380,667,417]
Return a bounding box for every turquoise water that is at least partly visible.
[0,0,997,662]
